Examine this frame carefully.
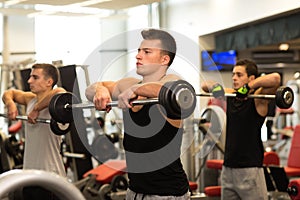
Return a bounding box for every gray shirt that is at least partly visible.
[24,98,66,177]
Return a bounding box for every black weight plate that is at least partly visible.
[275,86,294,109]
[172,80,196,119]
[49,92,79,123]
[159,80,196,119]
[174,81,196,119]
[50,119,71,136]
[159,81,181,119]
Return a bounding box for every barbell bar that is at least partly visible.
[0,114,50,124]
[69,98,160,109]
[48,80,294,135]
[197,86,294,109]
[49,80,197,124]
[0,113,71,136]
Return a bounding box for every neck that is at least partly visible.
[35,89,52,101]
[142,72,166,83]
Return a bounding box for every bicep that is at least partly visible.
[13,90,35,105]
[254,88,273,116]
[112,78,140,98]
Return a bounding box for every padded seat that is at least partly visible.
[189,181,198,191]
[204,185,221,197]
[206,159,223,170]
[83,160,126,183]
[8,121,22,134]
[284,125,300,177]
[263,151,280,166]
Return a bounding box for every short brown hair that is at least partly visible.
[32,63,59,87]
[235,59,258,78]
[141,29,176,66]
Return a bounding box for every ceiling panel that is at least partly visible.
[88,0,160,9]
[0,7,37,15]
[0,0,160,16]
[11,0,84,6]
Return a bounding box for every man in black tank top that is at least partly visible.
[86,29,190,199]
[201,59,281,200]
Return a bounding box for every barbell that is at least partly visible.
[0,113,71,136]
[198,86,294,109]
[49,80,197,124]
[48,80,294,135]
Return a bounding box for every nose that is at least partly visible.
[232,74,237,81]
[27,77,32,84]
[136,51,142,60]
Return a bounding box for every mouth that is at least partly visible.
[233,83,239,89]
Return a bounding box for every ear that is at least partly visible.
[161,55,170,66]
[248,75,255,81]
[46,78,54,87]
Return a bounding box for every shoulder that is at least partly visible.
[224,88,236,93]
[10,89,36,105]
[116,77,141,88]
[52,87,66,94]
[161,74,182,82]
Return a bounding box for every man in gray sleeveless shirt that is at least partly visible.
[3,63,66,200]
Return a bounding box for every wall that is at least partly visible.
[166,0,300,37]
[4,15,35,64]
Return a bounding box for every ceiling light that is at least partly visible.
[4,0,27,6]
[279,43,289,51]
[74,0,113,7]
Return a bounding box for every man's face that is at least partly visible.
[232,66,249,90]
[27,68,52,94]
[135,39,168,76]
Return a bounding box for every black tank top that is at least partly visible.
[224,97,265,168]
[123,104,189,195]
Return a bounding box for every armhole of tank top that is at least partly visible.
[156,105,183,128]
[130,80,145,113]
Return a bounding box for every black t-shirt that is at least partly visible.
[224,97,265,168]
[123,104,189,196]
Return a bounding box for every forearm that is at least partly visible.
[133,82,162,98]
[248,73,281,89]
[34,87,66,112]
[85,81,116,101]
[85,82,100,101]
[2,90,20,119]
[2,90,15,106]
[201,81,218,92]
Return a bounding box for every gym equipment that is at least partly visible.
[0,113,70,136]
[90,133,120,163]
[75,160,127,200]
[0,169,85,200]
[288,179,300,200]
[76,160,199,200]
[284,125,300,177]
[198,86,294,109]
[49,80,197,124]
[193,105,226,158]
